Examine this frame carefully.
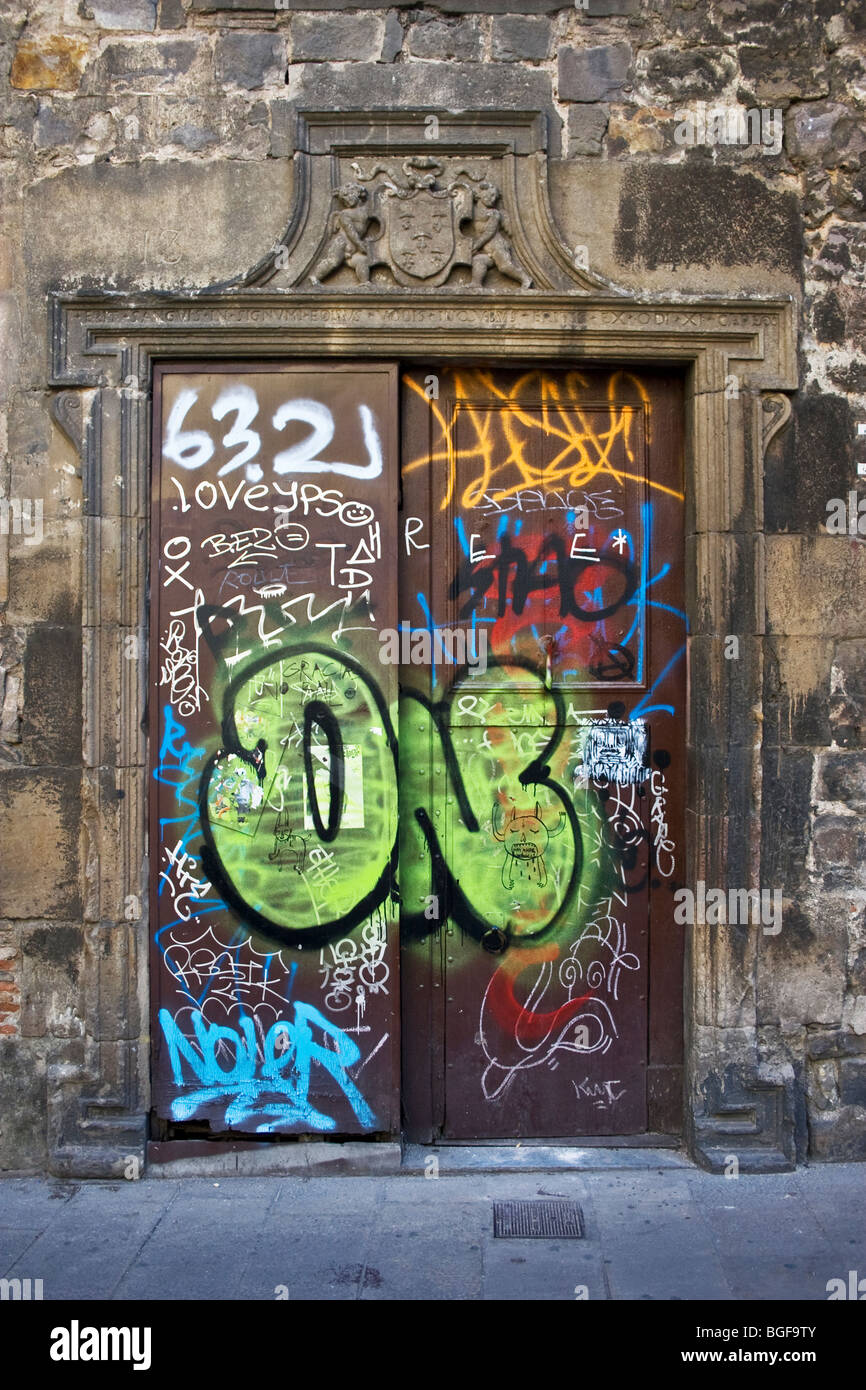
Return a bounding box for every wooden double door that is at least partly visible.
[149,362,685,1143]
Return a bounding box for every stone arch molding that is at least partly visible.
[46,108,798,1177]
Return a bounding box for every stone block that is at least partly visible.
[761,637,833,750]
[693,1061,796,1172]
[215,32,285,89]
[287,62,558,150]
[6,523,82,628]
[607,105,669,155]
[765,389,851,536]
[82,629,136,772]
[835,284,866,338]
[34,103,77,148]
[381,13,403,63]
[21,624,82,767]
[0,1039,47,1170]
[11,35,90,92]
[808,1055,839,1111]
[291,14,384,63]
[785,101,849,163]
[845,994,866,1034]
[850,946,866,996]
[760,749,814,895]
[407,18,482,63]
[740,42,828,102]
[810,224,865,284]
[0,102,35,161]
[19,924,84,1038]
[0,770,81,920]
[805,1026,866,1060]
[587,0,640,12]
[0,15,26,45]
[23,156,293,291]
[83,39,197,92]
[170,122,220,151]
[765,538,866,639]
[641,45,735,99]
[830,639,866,750]
[91,0,157,29]
[688,632,763,751]
[79,1036,146,1121]
[809,1105,866,1160]
[811,290,847,344]
[558,42,631,102]
[158,0,186,28]
[815,753,866,811]
[8,392,52,463]
[757,897,848,1030]
[0,625,24,745]
[80,768,129,921]
[85,924,141,1042]
[839,1056,866,1106]
[811,816,866,891]
[491,16,551,62]
[828,360,866,394]
[567,103,609,156]
[615,165,801,275]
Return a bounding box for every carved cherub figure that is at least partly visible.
[310,182,375,285]
[470,181,532,289]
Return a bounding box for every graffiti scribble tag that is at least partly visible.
[159,1002,376,1133]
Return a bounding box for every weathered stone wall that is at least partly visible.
[0,0,864,1170]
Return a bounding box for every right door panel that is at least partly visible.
[400,367,685,1140]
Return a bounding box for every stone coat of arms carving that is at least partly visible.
[388,186,456,281]
[309,156,532,291]
[253,111,623,295]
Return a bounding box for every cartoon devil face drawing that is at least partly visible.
[492,802,566,890]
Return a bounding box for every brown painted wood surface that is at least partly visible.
[400,367,685,1139]
[150,363,401,1138]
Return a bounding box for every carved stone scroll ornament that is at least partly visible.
[310,157,532,291]
[761,391,793,455]
[49,390,88,459]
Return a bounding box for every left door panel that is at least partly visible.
[150,363,400,1138]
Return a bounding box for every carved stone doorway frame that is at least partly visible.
[47,111,797,1176]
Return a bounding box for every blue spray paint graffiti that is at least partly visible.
[154,703,207,857]
[158,1001,375,1133]
[154,704,227,947]
[154,707,376,1136]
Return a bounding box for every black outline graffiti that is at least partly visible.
[400,656,583,951]
[197,641,399,951]
[195,614,584,952]
[303,699,345,843]
[492,801,567,890]
[449,533,638,623]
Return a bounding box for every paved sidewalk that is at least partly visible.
[1,1156,863,1301]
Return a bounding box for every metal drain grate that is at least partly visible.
[493,1200,584,1239]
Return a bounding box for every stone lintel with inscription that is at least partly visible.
[50,291,797,391]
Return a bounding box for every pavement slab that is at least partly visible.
[0,1156,863,1302]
